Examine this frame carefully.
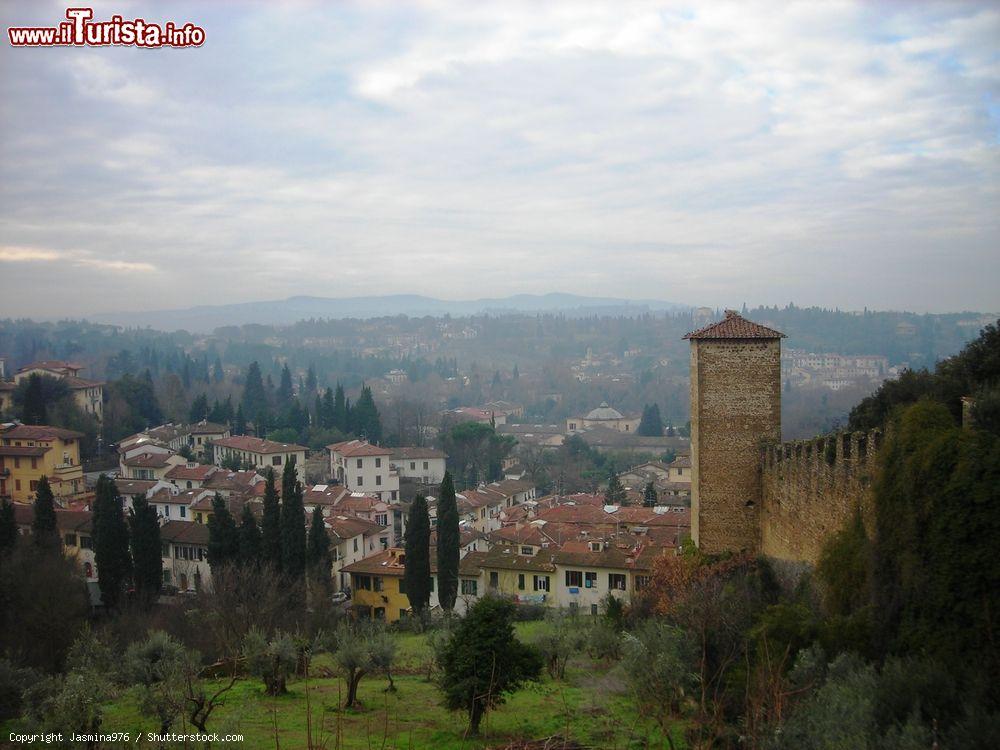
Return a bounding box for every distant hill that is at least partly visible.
[89,293,689,333]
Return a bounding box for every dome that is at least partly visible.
[585,402,624,421]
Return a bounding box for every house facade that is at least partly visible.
[212,436,307,484]
[0,424,86,503]
[327,440,399,502]
[390,447,448,485]
[14,361,104,422]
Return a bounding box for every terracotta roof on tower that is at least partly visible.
[683,310,785,340]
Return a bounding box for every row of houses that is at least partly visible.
[344,492,690,621]
[344,539,669,621]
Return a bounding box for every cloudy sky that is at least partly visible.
[1,0,998,318]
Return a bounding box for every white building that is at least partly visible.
[212,436,307,484]
[390,447,448,485]
[327,440,399,502]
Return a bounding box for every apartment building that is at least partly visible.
[327,440,399,502]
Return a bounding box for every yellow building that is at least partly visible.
[0,424,86,503]
[343,547,411,622]
[14,361,104,423]
[342,547,486,622]
[478,548,557,607]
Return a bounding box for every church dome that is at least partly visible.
[585,402,624,420]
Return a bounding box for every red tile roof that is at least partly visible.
[165,463,220,481]
[160,520,210,545]
[341,548,406,576]
[683,310,785,340]
[391,447,448,460]
[327,439,392,457]
[188,421,229,435]
[63,376,105,389]
[0,445,49,457]
[17,360,83,373]
[303,485,352,506]
[2,424,85,441]
[124,452,173,468]
[326,514,386,540]
[213,436,307,453]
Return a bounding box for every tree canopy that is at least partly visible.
[439,596,542,734]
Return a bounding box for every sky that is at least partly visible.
[0,0,998,318]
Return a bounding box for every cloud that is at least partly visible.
[0,246,61,262]
[0,245,158,274]
[0,0,997,317]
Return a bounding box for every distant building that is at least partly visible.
[443,407,507,426]
[481,400,524,419]
[386,369,408,385]
[566,403,639,434]
[0,382,14,415]
[14,360,104,422]
[497,423,565,448]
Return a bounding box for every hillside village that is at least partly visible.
[1,409,692,619]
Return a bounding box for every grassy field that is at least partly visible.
[29,622,684,749]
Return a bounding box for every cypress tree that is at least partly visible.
[31,475,60,550]
[0,498,17,555]
[403,495,432,615]
[277,363,294,406]
[332,384,348,432]
[643,481,659,508]
[306,365,317,394]
[353,385,382,443]
[189,393,209,423]
[321,387,335,429]
[93,474,132,609]
[306,505,332,591]
[207,493,239,570]
[234,404,247,436]
[280,460,306,580]
[129,495,162,607]
[436,472,460,612]
[242,361,268,425]
[637,404,664,436]
[238,503,261,567]
[22,373,47,425]
[604,469,628,506]
[213,354,224,383]
[261,467,282,572]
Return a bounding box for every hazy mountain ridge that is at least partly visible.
[89,293,690,333]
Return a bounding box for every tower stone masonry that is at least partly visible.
[684,310,784,554]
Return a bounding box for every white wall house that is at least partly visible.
[390,447,448,485]
[327,440,399,502]
[212,436,307,484]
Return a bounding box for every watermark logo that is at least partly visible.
[8,7,205,48]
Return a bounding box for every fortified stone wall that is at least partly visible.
[760,428,883,564]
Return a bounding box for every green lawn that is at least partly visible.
[13,624,685,749]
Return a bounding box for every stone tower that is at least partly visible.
[684,310,784,554]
